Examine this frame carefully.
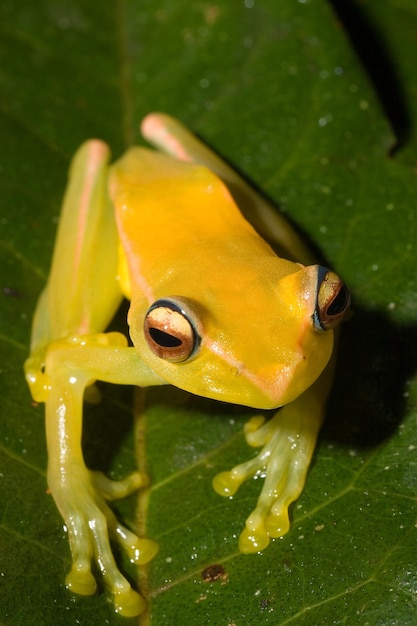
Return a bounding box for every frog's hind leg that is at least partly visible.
[23,141,156,616]
[25,140,123,401]
[38,140,122,340]
[141,112,314,265]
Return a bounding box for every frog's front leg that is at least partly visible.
[42,334,163,616]
[213,365,333,553]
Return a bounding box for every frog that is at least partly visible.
[24,113,350,617]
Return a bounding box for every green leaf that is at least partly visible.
[1,1,417,624]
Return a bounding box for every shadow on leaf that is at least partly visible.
[325,307,417,447]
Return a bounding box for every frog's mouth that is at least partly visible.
[190,332,334,410]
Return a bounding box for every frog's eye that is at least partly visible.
[313,267,351,331]
[144,299,200,362]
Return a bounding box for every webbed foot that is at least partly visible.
[51,467,158,616]
[213,399,322,553]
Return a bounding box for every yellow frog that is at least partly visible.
[24,113,350,617]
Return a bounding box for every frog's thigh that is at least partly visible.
[38,141,122,351]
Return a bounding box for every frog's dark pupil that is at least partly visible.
[327,284,350,316]
[149,327,182,348]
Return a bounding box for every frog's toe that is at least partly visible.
[91,470,149,500]
[243,415,268,446]
[91,520,148,614]
[213,452,264,497]
[237,497,291,552]
[212,470,241,496]
[266,510,291,538]
[65,561,97,596]
[237,490,292,552]
[113,587,146,617]
[238,513,270,553]
[113,523,159,564]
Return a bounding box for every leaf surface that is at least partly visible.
[1,1,416,624]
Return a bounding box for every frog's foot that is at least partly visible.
[24,350,50,403]
[53,469,158,617]
[213,403,322,553]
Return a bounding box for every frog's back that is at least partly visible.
[108,148,274,295]
[110,148,257,246]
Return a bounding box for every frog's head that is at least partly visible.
[128,261,350,410]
